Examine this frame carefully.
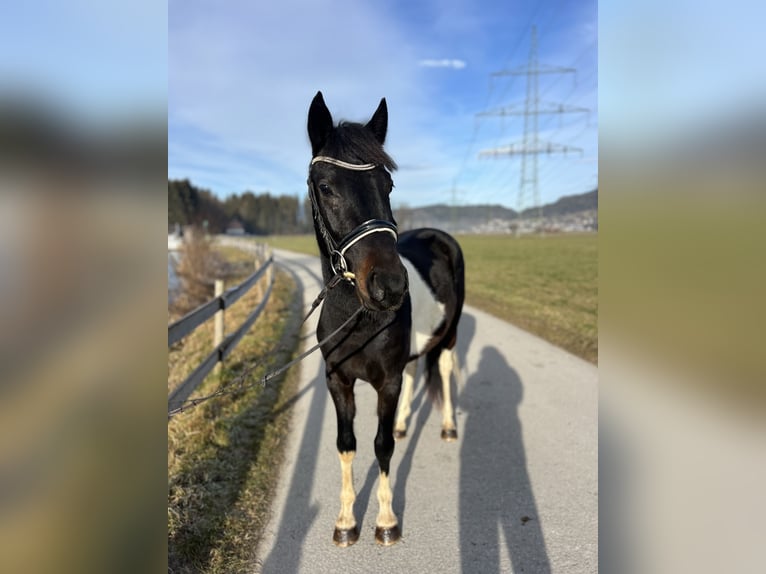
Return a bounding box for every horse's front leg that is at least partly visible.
[374,375,402,545]
[327,373,359,547]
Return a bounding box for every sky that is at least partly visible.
[168,0,598,210]
[0,1,166,122]
[599,0,766,153]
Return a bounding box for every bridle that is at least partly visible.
[307,155,398,280]
[168,157,400,417]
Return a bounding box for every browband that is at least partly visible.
[311,156,377,171]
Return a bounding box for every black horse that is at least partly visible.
[306,91,465,547]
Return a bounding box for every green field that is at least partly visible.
[264,232,598,363]
[457,233,597,363]
[265,234,320,256]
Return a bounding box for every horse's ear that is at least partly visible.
[366,97,388,145]
[308,91,334,155]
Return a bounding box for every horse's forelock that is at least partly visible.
[323,122,398,171]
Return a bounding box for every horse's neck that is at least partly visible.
[323,280,359,314]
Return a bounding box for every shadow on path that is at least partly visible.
[392,312,476,532]
[392,383,431,533]
[459,346,551,574]
[455,312,476,381]
[260,370,324,574]
[260,259,327,573]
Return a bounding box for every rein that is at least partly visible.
[308,156,398,278]
[168,156,398,418]
[257,295,363,390]
[167,271,362,418]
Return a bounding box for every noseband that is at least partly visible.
[308,156,398,279]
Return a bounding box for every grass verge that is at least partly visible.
[168,249,303,573]
[457,233,597,363]
[264,234,319,256]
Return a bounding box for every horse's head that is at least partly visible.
[307,91,407,312]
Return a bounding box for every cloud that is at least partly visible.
[168,1,475,204]
[418,59,467,69]
[168,1,597,207]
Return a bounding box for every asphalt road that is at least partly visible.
[253,249,597,574]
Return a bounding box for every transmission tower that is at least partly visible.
[478,26,587,225]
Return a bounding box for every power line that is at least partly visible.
[476,26,589,223]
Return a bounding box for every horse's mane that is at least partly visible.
[322,122,398,171]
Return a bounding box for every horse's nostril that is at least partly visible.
[369,271,386,302]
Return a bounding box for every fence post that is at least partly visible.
[254,248,263,300]
[214,279,225,377]
[269,246,274,283]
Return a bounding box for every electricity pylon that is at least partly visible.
[478,26,587,224]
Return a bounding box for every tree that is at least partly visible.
[168,178,313,235]
[168,179,199,227]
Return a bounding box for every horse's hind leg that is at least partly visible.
[394,360,417,439]
[327,374,359,547]
[439,348,458,441]
[374,377,402,545]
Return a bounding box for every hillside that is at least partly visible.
[395,188,597,233]
[521,189,597,217]
[396,203,516,230]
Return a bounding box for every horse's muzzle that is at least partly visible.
[360,265,407,311]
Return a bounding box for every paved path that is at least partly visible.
[254,249,597,574]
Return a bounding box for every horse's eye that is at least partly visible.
[318,183,331,195]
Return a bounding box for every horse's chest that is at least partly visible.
[401,257,445,356]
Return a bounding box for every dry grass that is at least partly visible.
[168,246,303,573]
[170,230,227,316]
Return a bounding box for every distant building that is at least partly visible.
[226,219,246,236]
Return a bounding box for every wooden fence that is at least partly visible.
[168,246,274,415]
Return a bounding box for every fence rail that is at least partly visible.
[168,251,274,415]
[168,256,273,346]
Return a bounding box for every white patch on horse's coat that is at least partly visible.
[438,349,456,431]
[401,256,445,356]
[336,451,356,530]
[376,472,398,528]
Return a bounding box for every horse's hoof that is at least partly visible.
[394,429,407,440]
[375,524,401,546]
[333,526,359,547]
[441,428,458,442]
